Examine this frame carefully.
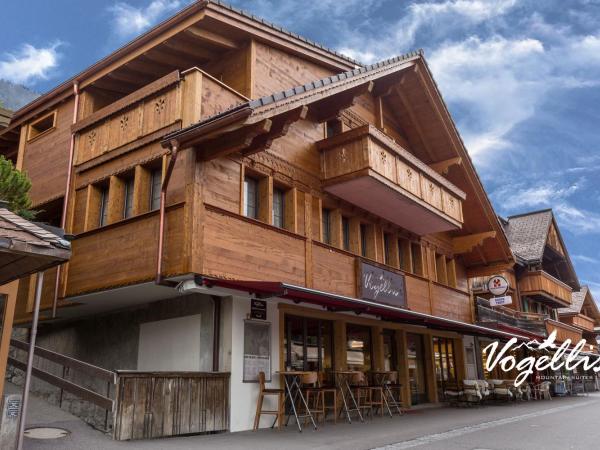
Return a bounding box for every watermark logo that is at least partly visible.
[484,330,600,387]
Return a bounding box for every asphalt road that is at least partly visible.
[15,380,600,450]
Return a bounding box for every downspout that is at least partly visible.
[52,81,79,318]
[212,296,221,372]
[155,140,179,285]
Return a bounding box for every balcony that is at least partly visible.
[475,298,548,337]
[73,68,246,168]
[561,313,596,333]
[316,125,465,235]
[519,270,572,308]
[546,319,582,344]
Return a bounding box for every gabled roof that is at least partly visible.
[503,208,579,289]
[559,286,600,319]
[164,50,423,144]
[503,209,553,262]
[8,0,358,128]
[0,207,71,284]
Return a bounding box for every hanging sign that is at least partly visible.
[358,261,407,308]
[487,275,509,296]
[250,299,267,320]
[490,295,513,307]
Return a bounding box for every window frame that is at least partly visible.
[322,208,332,244]
[272,187,285,229]
[99,186,109,227]
[243,175,260,219]
[149,167,162,211]
[123,176,135,219]
[27,110,57,142]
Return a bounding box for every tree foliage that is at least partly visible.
[0,155,36,220]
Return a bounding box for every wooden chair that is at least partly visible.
[301,372,326,425]
[305,371,338,423]
[350,372,379,419]
[253,371,285,431]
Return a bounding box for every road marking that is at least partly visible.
[372,399,599,450]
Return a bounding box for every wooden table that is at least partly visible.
[371,371,402,416]
[332,371,364,423]
[276,371,317,432]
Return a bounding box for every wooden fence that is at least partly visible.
[113,371,230,440]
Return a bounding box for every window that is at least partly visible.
[384,233,392,265]
[346,324,372,372]
[433,337,458,402]
[399,238,411,272]
[99,186,109,227]
[411,243,423,276]
[325,119,342,138]
[342,216,350,251]
[360,224,368,257]
[322,208,331,244]
[273,188,285,228]
[284,316,334,372]
[123,177,134,219]
[149,168,162,211]
[243,176,259,219]
[27,111,57,141]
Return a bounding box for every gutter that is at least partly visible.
[52,81,79,318]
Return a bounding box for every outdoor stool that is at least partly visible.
[301,372,327,425]
[253,371,285,431]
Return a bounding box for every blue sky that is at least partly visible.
[2,0,600,296]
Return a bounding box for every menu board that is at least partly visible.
[243,320,271,382]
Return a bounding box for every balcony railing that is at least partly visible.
[316,125,465,235]
[546,319,582,343]
[562,313,596,333]
[475,297,548,336]
[73,68,246,168]
[519,270,573,307]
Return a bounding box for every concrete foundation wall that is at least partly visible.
[7,293,215,431]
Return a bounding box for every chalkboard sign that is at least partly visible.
[243,320,271,382]
[358,260,407,308]
[250,299,267,320]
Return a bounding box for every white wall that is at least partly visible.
[137,314,202,371]
[228,296,281,432]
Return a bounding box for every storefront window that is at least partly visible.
[346,324,372,371]
[407,333,428,404]
[284,315,334,372]
[433,336,457,401]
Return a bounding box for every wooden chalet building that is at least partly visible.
[472,209,586,348]
[559,286,600,347]
[0,0,541,438]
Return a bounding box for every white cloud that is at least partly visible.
[554,203,600,235]
[573,254,600,264]
[0,43,61,85]
[495,181,582,211]
[108,0,183,38]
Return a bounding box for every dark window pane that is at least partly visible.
[123,178,134,219]
[360,224,368,257]
[346,324,371,372]
[322,208,331,244]
[150,168,162,211]
[273,188,285,228]
[244,176,259,219]
[342,216,350,251]
[99,187,109,227]
[384,233,391,265]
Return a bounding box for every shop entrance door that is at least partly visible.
[433,336,458,401]
[407,333,428,404]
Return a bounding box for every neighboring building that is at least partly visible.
[558,286,600,350]
[472,209,583,346]
[0,107,18,163]
[0,0,554,438]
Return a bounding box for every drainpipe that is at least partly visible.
[17,271,44,450]
[155,140,179,285]
[52,81,80,318]
[212,296,221,372]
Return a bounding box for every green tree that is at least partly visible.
[0,155,36,220]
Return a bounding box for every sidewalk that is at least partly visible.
[9,381,599,450]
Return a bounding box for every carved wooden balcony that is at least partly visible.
[316,125,465,235]
[519,270,572,308]
[561,313,596,333]
[545,319,582,343]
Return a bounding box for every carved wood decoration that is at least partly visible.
[452,231,497,254]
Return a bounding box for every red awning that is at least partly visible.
[201,277,535,342]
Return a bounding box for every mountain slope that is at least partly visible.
[0,79,39,111]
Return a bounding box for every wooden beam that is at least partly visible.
[452,231,497,254]
[143,48,192,69]
[308,81,374,123]
[241,106,308,156]
[162,37,217,61]
[198,119,272,160]
[394,83,436,162]
[186,26,240,50]
[106,69,154,87]
[430,156,462,175]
